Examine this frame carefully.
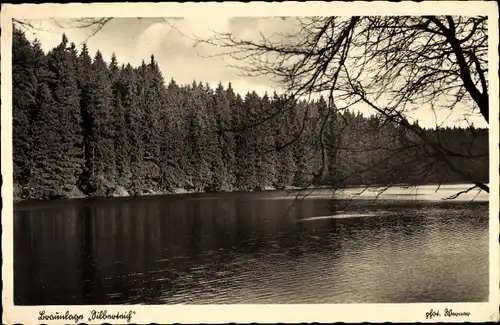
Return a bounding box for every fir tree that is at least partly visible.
[12,28,38,195]
[44,34,84,197]
[254,93,277,189]
[77,43,94,192]
[141,55,166,191]
[210,82,236,191]
[159,79,185,191]
[29,82,60,199]
[184,81,213,191]
[84,50,116,195]
[272,93,296,188]
[235,92,261,190]
[114,63,139,189]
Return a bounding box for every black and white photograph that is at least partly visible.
[2,2,499,323]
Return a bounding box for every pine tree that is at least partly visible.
[235,92,261,190]
[203,83,225,192]
[12,28,37,196]
[77,43,94,192]
[128,60,150,193]
[44,34,84,198]
[293,100,315,187]
[108,53,120,84]
[184,81,213,191]
[80,50,117,196]
[254,93,277,189]
[29,82,61,199]
[209,82,237,191]
[115,63,138,190]
[12,29,54,199]
[271,93,296,188]
[141,55,166,191]
[159,79,185,191]
[109,54,131,190]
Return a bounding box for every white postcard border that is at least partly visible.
[1,2,499,324]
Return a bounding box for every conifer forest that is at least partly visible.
[12,28,489,201]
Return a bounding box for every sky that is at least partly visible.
[20,17,489,129]
[23,17,285,95]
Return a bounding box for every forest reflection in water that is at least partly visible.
[14,189,489,305]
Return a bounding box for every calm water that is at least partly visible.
[14,188,489,305]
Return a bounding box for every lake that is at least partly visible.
[14,185,489,305]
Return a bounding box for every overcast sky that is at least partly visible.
[24,18,286,95]
[21,17,488,129]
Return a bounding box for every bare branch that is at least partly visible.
[442,184,479,200]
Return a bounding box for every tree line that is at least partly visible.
[12,28,488,200]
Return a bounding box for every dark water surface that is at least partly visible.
[14,190,489,305]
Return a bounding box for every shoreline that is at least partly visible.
[12,182,488,204]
